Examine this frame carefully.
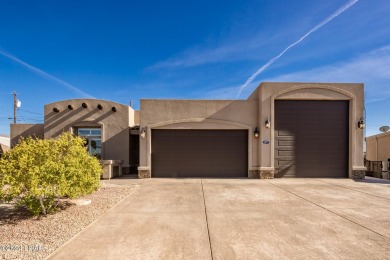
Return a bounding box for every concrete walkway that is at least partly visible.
[48,178,390,259]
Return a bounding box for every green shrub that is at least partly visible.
[0,132,102,216]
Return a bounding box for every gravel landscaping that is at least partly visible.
[0,181,139,260]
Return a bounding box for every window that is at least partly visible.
[77,128,102,159]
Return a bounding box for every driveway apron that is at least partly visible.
[48,178,390,259]
[48,179,211,259]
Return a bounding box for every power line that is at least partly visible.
[18,116,43,119]
[17,110,26,122]
[16,104,42,109]
[25,120,43,122]
[18,109,43,115]
[0,118,24,122]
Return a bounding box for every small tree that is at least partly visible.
[0,132,102,216]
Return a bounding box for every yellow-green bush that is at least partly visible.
[0,132,102,216]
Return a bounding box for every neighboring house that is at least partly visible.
[0,144,10,157]
[11,99,138,174]
[0,135,10,147]
[0,135,10,157]
[10,82,366,179]
[366,132,390,162]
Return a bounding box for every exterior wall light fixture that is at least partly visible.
[358,117,365,129]
[140,127,146,138]
[82,103,88,108]
[68,105,74,110]
[254,127,260,139]
[53,107,60,113]
[111,107,117,112]
[97,104,103,110]
[265,117,271,129]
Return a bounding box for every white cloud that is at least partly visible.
[236,0,360,98]
[196,81,260,100]
[195,45,390,103]
[195,86,239,100]
[261,45,390,103]
[150,45,236,69]
[0,49,94,98]
[149,38,270,70]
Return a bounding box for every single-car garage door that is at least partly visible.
[274,100,349,178]
[152,130,248,178]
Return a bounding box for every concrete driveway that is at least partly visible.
[48,178,390,259]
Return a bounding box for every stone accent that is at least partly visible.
[101,160,123,180]
[248,170,260,179]
[138,170,151,178]
[352,170,365,179]
[260,170,274,179]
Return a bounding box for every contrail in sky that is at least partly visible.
[0,49,94,98]
[237,0,360,98]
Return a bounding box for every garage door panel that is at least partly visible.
[276,159,295,165]
[277,140,295,146]
[275,166,296,178]
[320,142,348,148]
[277,150,295,156]
[275,100,348,178]
[320,133,348,139]
[277,131,296,137]
[152,130,248,178]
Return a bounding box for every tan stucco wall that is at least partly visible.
[10,124,44,147]
[134,111,140,125]
[139,99,259,175]
[257,82,365,178]
[139,82,365,178]
[366,132,390,161]
[44,99,133,169]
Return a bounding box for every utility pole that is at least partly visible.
[13,91,16,124]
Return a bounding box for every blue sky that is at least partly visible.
[0,0,389,137]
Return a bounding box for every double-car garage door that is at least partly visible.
[152,130,248,178]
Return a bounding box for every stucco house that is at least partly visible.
[366,131,390,164]
[0,135,10,158]
[11,82,366,179]
[0,135,10,147]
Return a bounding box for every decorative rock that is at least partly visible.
[71,199,92,206]
[0,184,135,260]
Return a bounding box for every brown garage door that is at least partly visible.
[152,130,248,178]
[274,100,348,178]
